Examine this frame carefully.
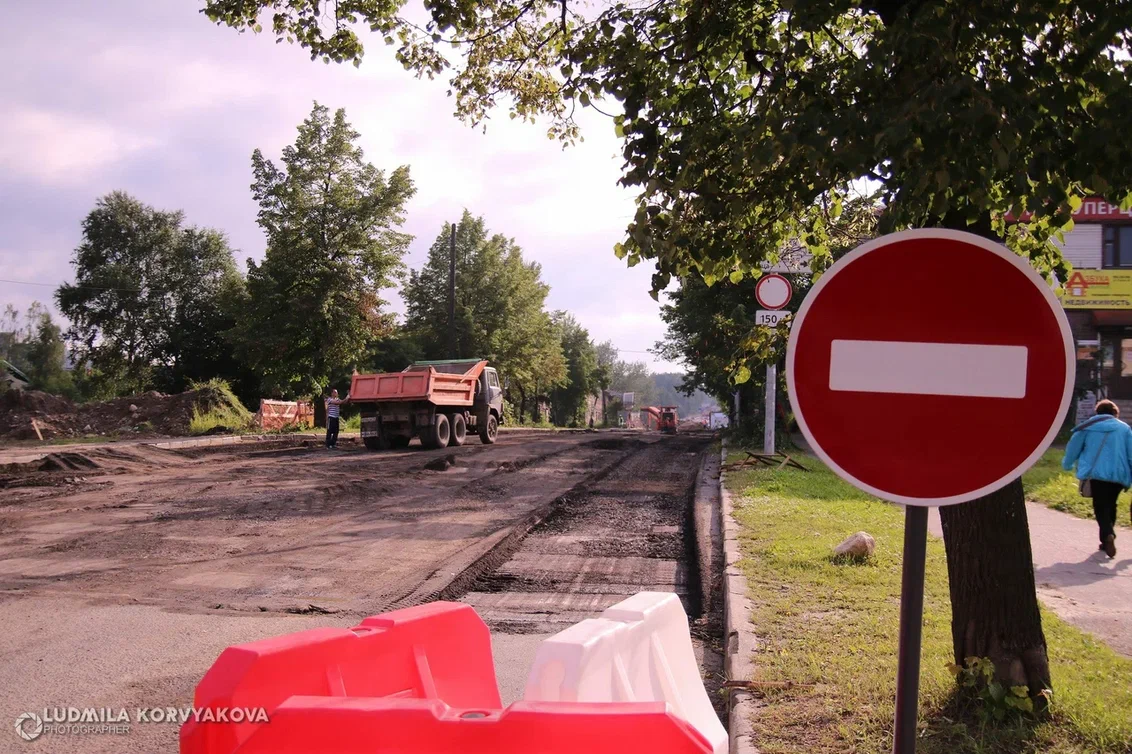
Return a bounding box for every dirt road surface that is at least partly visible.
[0,430,714,752]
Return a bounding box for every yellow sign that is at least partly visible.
[1059,269,1132,309]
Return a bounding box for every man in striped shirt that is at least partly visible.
[325,389,345,449]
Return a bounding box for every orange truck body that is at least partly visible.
[349,361,487,407]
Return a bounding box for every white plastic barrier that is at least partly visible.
[523,592,727,754]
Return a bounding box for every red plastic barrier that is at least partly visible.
[234,698,713,754]
[181,602,500,754]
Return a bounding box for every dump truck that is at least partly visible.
[348,359,504,450]
[658,406,679,434]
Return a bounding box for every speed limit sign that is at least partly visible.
[756,310,792,327]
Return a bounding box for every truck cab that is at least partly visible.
[478,366,504,420]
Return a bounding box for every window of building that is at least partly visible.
[1102,225,1132,268]
[1103,341,1117,370]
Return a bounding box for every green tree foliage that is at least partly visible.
[593,340,615,425]
[548,312,598,426]
[56,192,245,397]
[206,0,1132,287]
[0,302,73,395]
[652,374,716,419]
[590,340,658,422]
[205,0,1110,696]
[232,102,415,397]
[609,359,656,407]
[363,331,424,378]
[658,195,877,424]
[0,303,37,370]
[25,309,72,396]
[657,275,782,432]
[162,228,249,392]
[401,211,565,421]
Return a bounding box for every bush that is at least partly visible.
[187,378,253,435]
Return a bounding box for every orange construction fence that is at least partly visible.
[255,400,313,431]
[182,601,712,754]
[230,699,710,754]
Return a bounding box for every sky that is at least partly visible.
[0,0,681,372]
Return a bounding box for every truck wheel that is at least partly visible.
[428,413,450,449]
[479,414,498,445]
[449,413,466,447]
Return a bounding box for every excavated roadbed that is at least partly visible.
[450,433,725,719]
[0,429,721,752]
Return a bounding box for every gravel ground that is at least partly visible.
[0,431,647,753]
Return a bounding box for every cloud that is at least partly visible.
[0,0,683,372]
[0,107,157,185]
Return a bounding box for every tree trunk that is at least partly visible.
[921,210,1052,700]
[514,385,527,424]
[938,479,1051,698]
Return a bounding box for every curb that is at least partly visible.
[148,433,329,450]
[720,438,760,754]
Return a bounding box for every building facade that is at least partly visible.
[1054,199,1132,414]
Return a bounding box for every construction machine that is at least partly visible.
[348,359,504,450]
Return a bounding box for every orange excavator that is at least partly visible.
[641,406,679,434]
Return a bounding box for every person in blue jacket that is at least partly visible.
[1063,399,1132,558]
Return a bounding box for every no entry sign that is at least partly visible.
[787,229,1073,506]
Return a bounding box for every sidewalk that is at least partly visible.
[929,503,1132,656]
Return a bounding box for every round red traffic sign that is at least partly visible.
[755,274,793,310]
[786,229,1073,506]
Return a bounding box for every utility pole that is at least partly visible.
[764,363,776,454]
[448,221,457,359]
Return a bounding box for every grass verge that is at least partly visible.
[727,452,1132,754]
[1024,447,1132,529]
[1022,447,1102,522]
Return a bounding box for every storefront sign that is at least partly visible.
[1009,198,1132,223]
[1068,199,1132,222]
[1059,270,1132,309]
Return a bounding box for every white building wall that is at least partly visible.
[1055,224,1103,269]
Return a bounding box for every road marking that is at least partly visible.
[828,340,1028,398]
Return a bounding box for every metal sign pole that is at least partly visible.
[892,505,929,754]
[764,363,776,455]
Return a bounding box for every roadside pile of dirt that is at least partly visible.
[0,384,251,441]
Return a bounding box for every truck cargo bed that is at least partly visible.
[349,360,487,407]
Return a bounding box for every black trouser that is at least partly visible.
[1091,480,1121,543]
[326,416,339,448]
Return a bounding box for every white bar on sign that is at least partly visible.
[829,340,1028,398]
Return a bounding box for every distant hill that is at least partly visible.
[651,373,719,418]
